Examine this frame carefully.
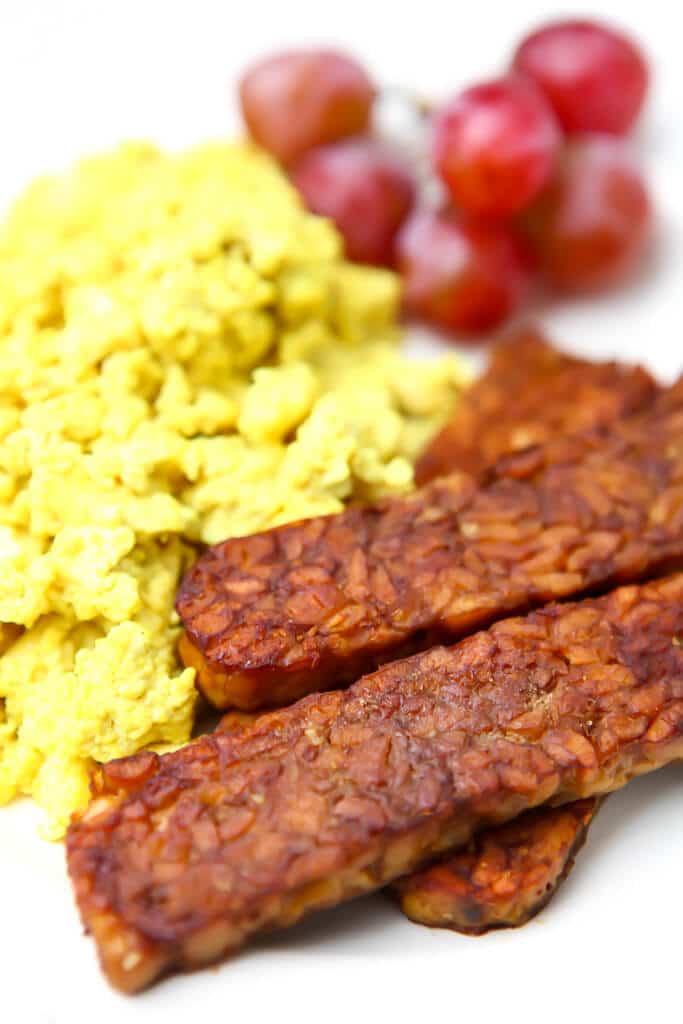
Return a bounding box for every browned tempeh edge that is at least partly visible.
[176,376,681,712]
[68,573,683,992]
[414,325,658,485]
[395,798,600,933]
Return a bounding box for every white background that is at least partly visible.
[0,2,681,1022]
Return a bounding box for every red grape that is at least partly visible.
[239,50,374,165]
[513,20,649,135]
[521,135,652,293]
[291,140,416,266]
[432,76,561,218]
[395,207,533,336]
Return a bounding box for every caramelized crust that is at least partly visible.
[396,798,598,933]
[414,327,658,485]
[68,575,683,992]
[216,710,601,934]
[177,380,683,710]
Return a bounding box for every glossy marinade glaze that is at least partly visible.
[69,574,683,992]
[218,708,600,934]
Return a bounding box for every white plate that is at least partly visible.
[1,3,681,1022]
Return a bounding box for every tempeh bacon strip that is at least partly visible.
[217,708,601,934]
[395,798,599,933]
[414,326,657,484]
[176,378,683,711]
[68,574,683,992]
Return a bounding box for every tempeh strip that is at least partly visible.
[216,710,602,934]
[177,379,683,710]
[414,326,657,485]
[68,574,683,993]
[395,798,599,933]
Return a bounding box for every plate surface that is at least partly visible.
[0,3,681,1022]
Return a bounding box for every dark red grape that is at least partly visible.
[513,20,649,135]
[520,135,652,292]
[239,50,374,165]
[395,207,533,337]
[432,76,561,218]
[291,140,416,266]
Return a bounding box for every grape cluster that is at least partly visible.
[239,21,652,341]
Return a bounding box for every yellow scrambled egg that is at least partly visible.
[0,142,468,837]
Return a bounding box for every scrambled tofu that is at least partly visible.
[0,142,468,837]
